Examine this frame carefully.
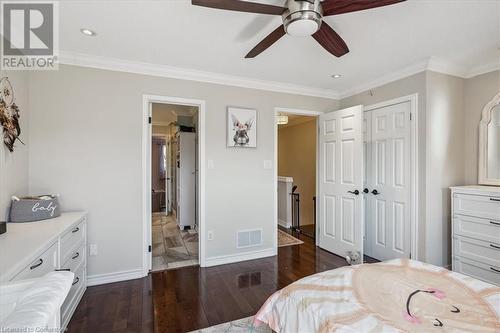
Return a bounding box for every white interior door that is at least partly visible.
[318,105,364,260]
[363,112,373,256]
[366,101,411,260]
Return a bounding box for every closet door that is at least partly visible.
[318,105,364,261]
[363,112,373,256]
[369,101,411,261]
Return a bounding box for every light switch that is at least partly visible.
[263,160,272,169]
[208,160,215,169]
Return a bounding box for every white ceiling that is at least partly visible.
[59,0,500,98]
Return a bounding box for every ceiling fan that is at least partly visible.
[192,0,406,58]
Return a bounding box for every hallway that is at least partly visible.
[152,213,199,271]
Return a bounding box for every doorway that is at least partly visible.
[143,95,206,274]
[317,95,418,263]
[274,108,322,249]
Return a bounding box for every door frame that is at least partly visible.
[363,93,419,260]
[273,107,322,252]
[142,94,206,275]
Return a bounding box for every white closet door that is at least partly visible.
[318,105,364,260]
[363,112,373,256]
[368,101,411,260]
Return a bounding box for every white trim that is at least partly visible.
[59,51,339,99]
[87,269,144,286]
[273,107,321,252]
[277,176,293,183]
[467,61,500,79]
[58,52,498,102]
[364,94,420,260]
[152,121,172,127]
[142,94,207,275]
[204,248,275,267]
[339,58,500,99]
[340,61,429,99]
[278,218,291,229]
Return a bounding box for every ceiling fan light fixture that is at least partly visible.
[285,17,320,37]
[282,0,322,37]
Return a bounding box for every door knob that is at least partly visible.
[371,189,380,195]
[348,190,360,195]
[363,188,369,194]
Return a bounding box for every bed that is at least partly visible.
[255,259,499,332]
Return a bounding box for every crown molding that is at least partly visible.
[338,60,429,99]
[338,57,500,99]
[466,61,500,79]
[57,51,499,102]
[57,51,340,100]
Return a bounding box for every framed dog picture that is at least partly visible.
[227,107,257,148]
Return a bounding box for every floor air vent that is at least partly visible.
[237,229,263,248]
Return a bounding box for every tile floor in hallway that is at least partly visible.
[152,212,198,271]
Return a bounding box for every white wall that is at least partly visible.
[28,64,338,278]
[425,71,465,266]
[0,71,30,221]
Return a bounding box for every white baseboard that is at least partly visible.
[278,219,291,229]
[204,248,276,267]
[87,268,145,286]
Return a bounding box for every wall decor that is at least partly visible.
[0,77,23,152]
[227,106,257,148]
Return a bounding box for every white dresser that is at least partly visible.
[451,186,500,285]
[0,212,87,328]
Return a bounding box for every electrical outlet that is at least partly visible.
[89,244,98,256]
[207,231,214,241]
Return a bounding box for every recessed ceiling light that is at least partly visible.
[80,28,97,37]
[331,74,342,79]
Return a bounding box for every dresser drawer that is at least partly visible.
[61,242,85,272]
[11,242,58,281]
[453,215,500,245]
[454,236,500,267]
[453,256,500,286]
[61,220,85,259]
[61,261,86,326]
[453,193,500,220]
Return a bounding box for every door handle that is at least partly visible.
[491,198,500,202]
[371,189,380,195]
[348,190,360,195]
[363,188,369,194]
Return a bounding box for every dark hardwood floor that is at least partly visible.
[68,229,376,333]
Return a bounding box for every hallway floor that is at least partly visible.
[152,212,198,271]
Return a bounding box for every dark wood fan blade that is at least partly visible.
[245,26,286,58]
[322,0,406,16]
[312,22,349,57]
[192,0,286,15]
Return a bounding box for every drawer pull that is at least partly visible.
[490,221,500,226]
[72,277,80,285]
[490,267,500,273]
[72,252,80,260]
[490,198,500,202]
[72,227,80,233]
[490,244,500,250]
[29,259,43,270]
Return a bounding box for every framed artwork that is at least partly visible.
[227,106,257,148]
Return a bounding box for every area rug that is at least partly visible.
[189,316,271,333]
[278,229,303,247]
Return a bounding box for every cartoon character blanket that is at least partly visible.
[255,259,499,332]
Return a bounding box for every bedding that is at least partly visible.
[255,259,499,332]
